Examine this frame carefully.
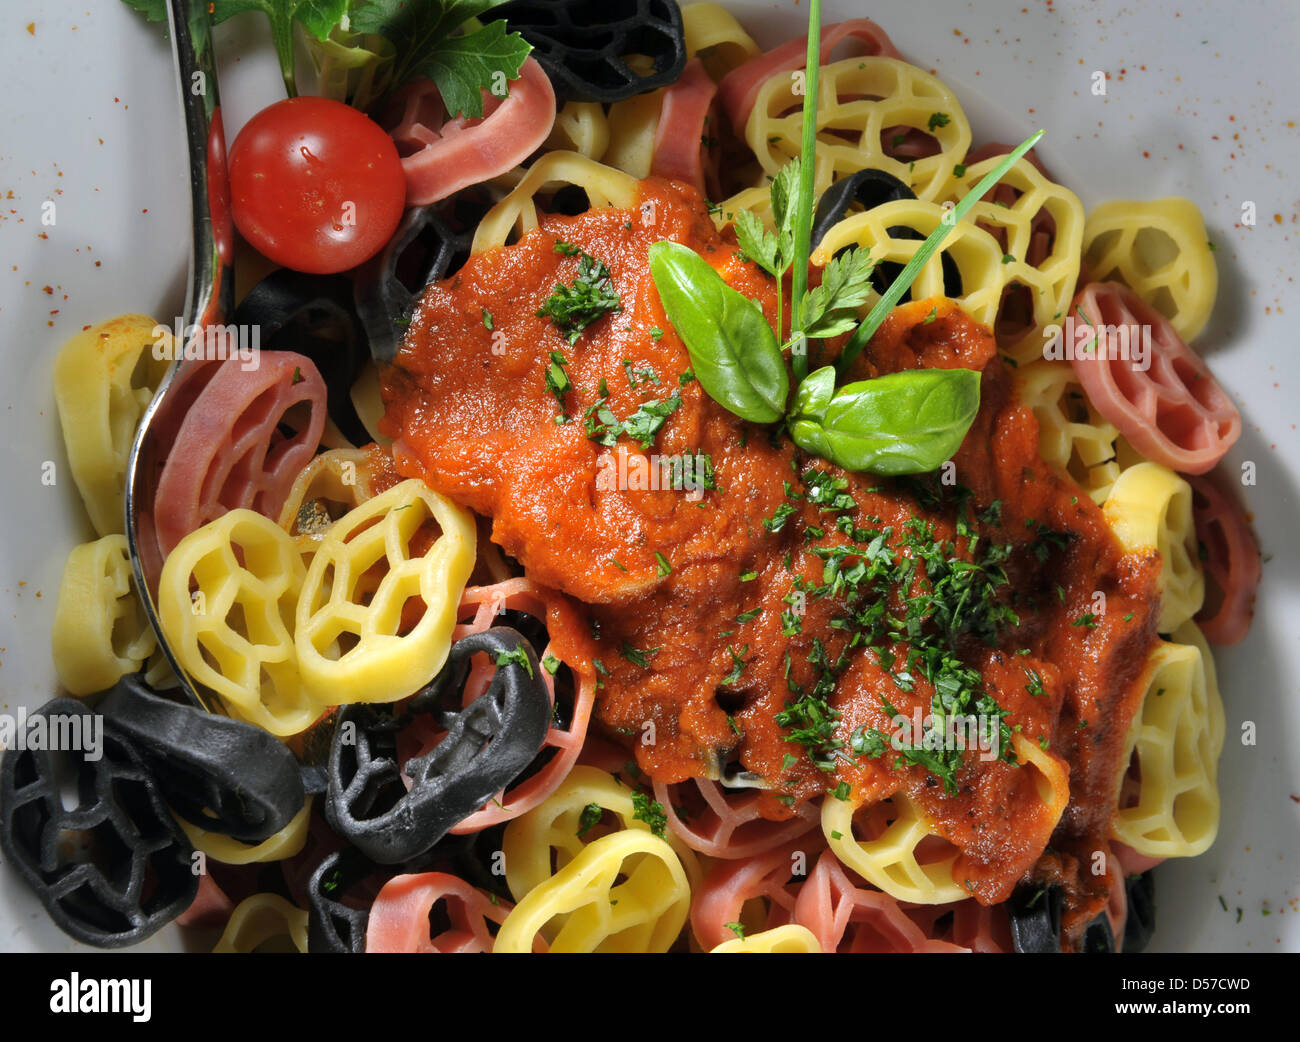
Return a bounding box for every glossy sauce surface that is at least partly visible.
[381,180,1159,939]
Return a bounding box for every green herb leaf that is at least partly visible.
[790,367,981,475]
[493,642,534,679]
[201,0,351,96]
[538,244,622,344]
[630,791,668,838]
[576,802,603,837]
[350,0,531,116]
[648,241,788,423]
[802,247,876,338]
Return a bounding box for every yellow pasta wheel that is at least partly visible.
[1015,360,1120,503]
[747,57,971,200]
[683,1,760,78]
[1082,198,1218,342]
[276,448,379,556]
[822,790,968,905]
[711,924,821,953]
[295,478,475,706]
[159,509,317,737]
[50,534,155,696]
[212,894,309,953]
[1112,622,1225,858]
[602,90,667,179]
[1103,462,1205,633]
[178,799,312,865]
[713,184,773,234]
[472,151,639,253]
[53,314,172,536]
[494,829,691,953]
[813,199,1006,330]
[945,157,1085,364]
[544,101,610,161]
[502,766,701,903]
[350,362,391,447]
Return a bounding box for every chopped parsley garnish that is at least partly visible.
[763,502,798,533]
[541,653,560,675]
[481,308,494,331]
[576,802,603,837]
[1072,612,1099,629]
[622,359,661,388]
[631,791,668,838]
[722,644,750,686]
[927,112,951,131]
[537,243,622,343]
[831,781,851,800]
[619,641,661,668]
[621,391,682,448]
[544,350,572,421]
[1025,668,1046,698]
[739,570,758,582]
[724,921,746,939]
[654,551,673,578]
[493,643,534,679]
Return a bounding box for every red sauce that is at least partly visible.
[380,180,1160,947]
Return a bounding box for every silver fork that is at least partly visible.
[125,0,234,712]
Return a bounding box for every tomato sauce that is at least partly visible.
[380,180,1160,946]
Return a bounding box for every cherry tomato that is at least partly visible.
[228,97,406,275]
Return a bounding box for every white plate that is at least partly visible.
[0,0,1296,953]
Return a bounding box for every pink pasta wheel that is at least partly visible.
[652,777,820,859]
[689,837,820,950]
[154,355,327,556]
[904,899,1014,953]
[793,851,967,953]
[383,57,557,207]
[365,873,534,953]
[717,18,900,132]
[650,58,718,196]
[1069,282,1240,475]
[1186,472,1261,645]
[395,578,597,832]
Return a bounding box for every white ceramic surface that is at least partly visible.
[0,0,1296,953]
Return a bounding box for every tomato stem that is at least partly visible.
[272,17,298,98]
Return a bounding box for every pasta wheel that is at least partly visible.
[822,789,968,905]
[713,184,773,233]
[52,314,171,536]
[1082,198,1218,342]
[349,361,391,447]
[275,448,379,556]
[158,509,317,737]
[945,156,1086,364]
[471,151,639,252]
[212,894,309,954]
[813,199,1006,330]
[177,799,312,865]
[602,90,667,179]
[295,478,476,705]
[1112,621,1225,858]
[682,2,760,79]
[1103,462,1205,633]
[747,57,971,200]
[543,101,610,161]
[711,924,821,953]
[50,534,155,696]
[493,829,691,953]
[1015,360,1120,504]
[502,766,701,903]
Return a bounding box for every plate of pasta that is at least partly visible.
[1,0,1297,956]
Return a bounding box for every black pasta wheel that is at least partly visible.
[231,269,371,445]
[353,199,481,364]
[306,847,375,954]
[325,627,552,864]
[98,672,308,844]
[0,698,198,948]
[496,0,687,103]
[1008,882,1064,953]
[1123,871,1157,953]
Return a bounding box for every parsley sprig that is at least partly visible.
[538,241,623,344]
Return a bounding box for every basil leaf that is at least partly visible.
[648,241,788,424]
[789,368,981,475]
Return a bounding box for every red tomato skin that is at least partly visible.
[228,97,406,275]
